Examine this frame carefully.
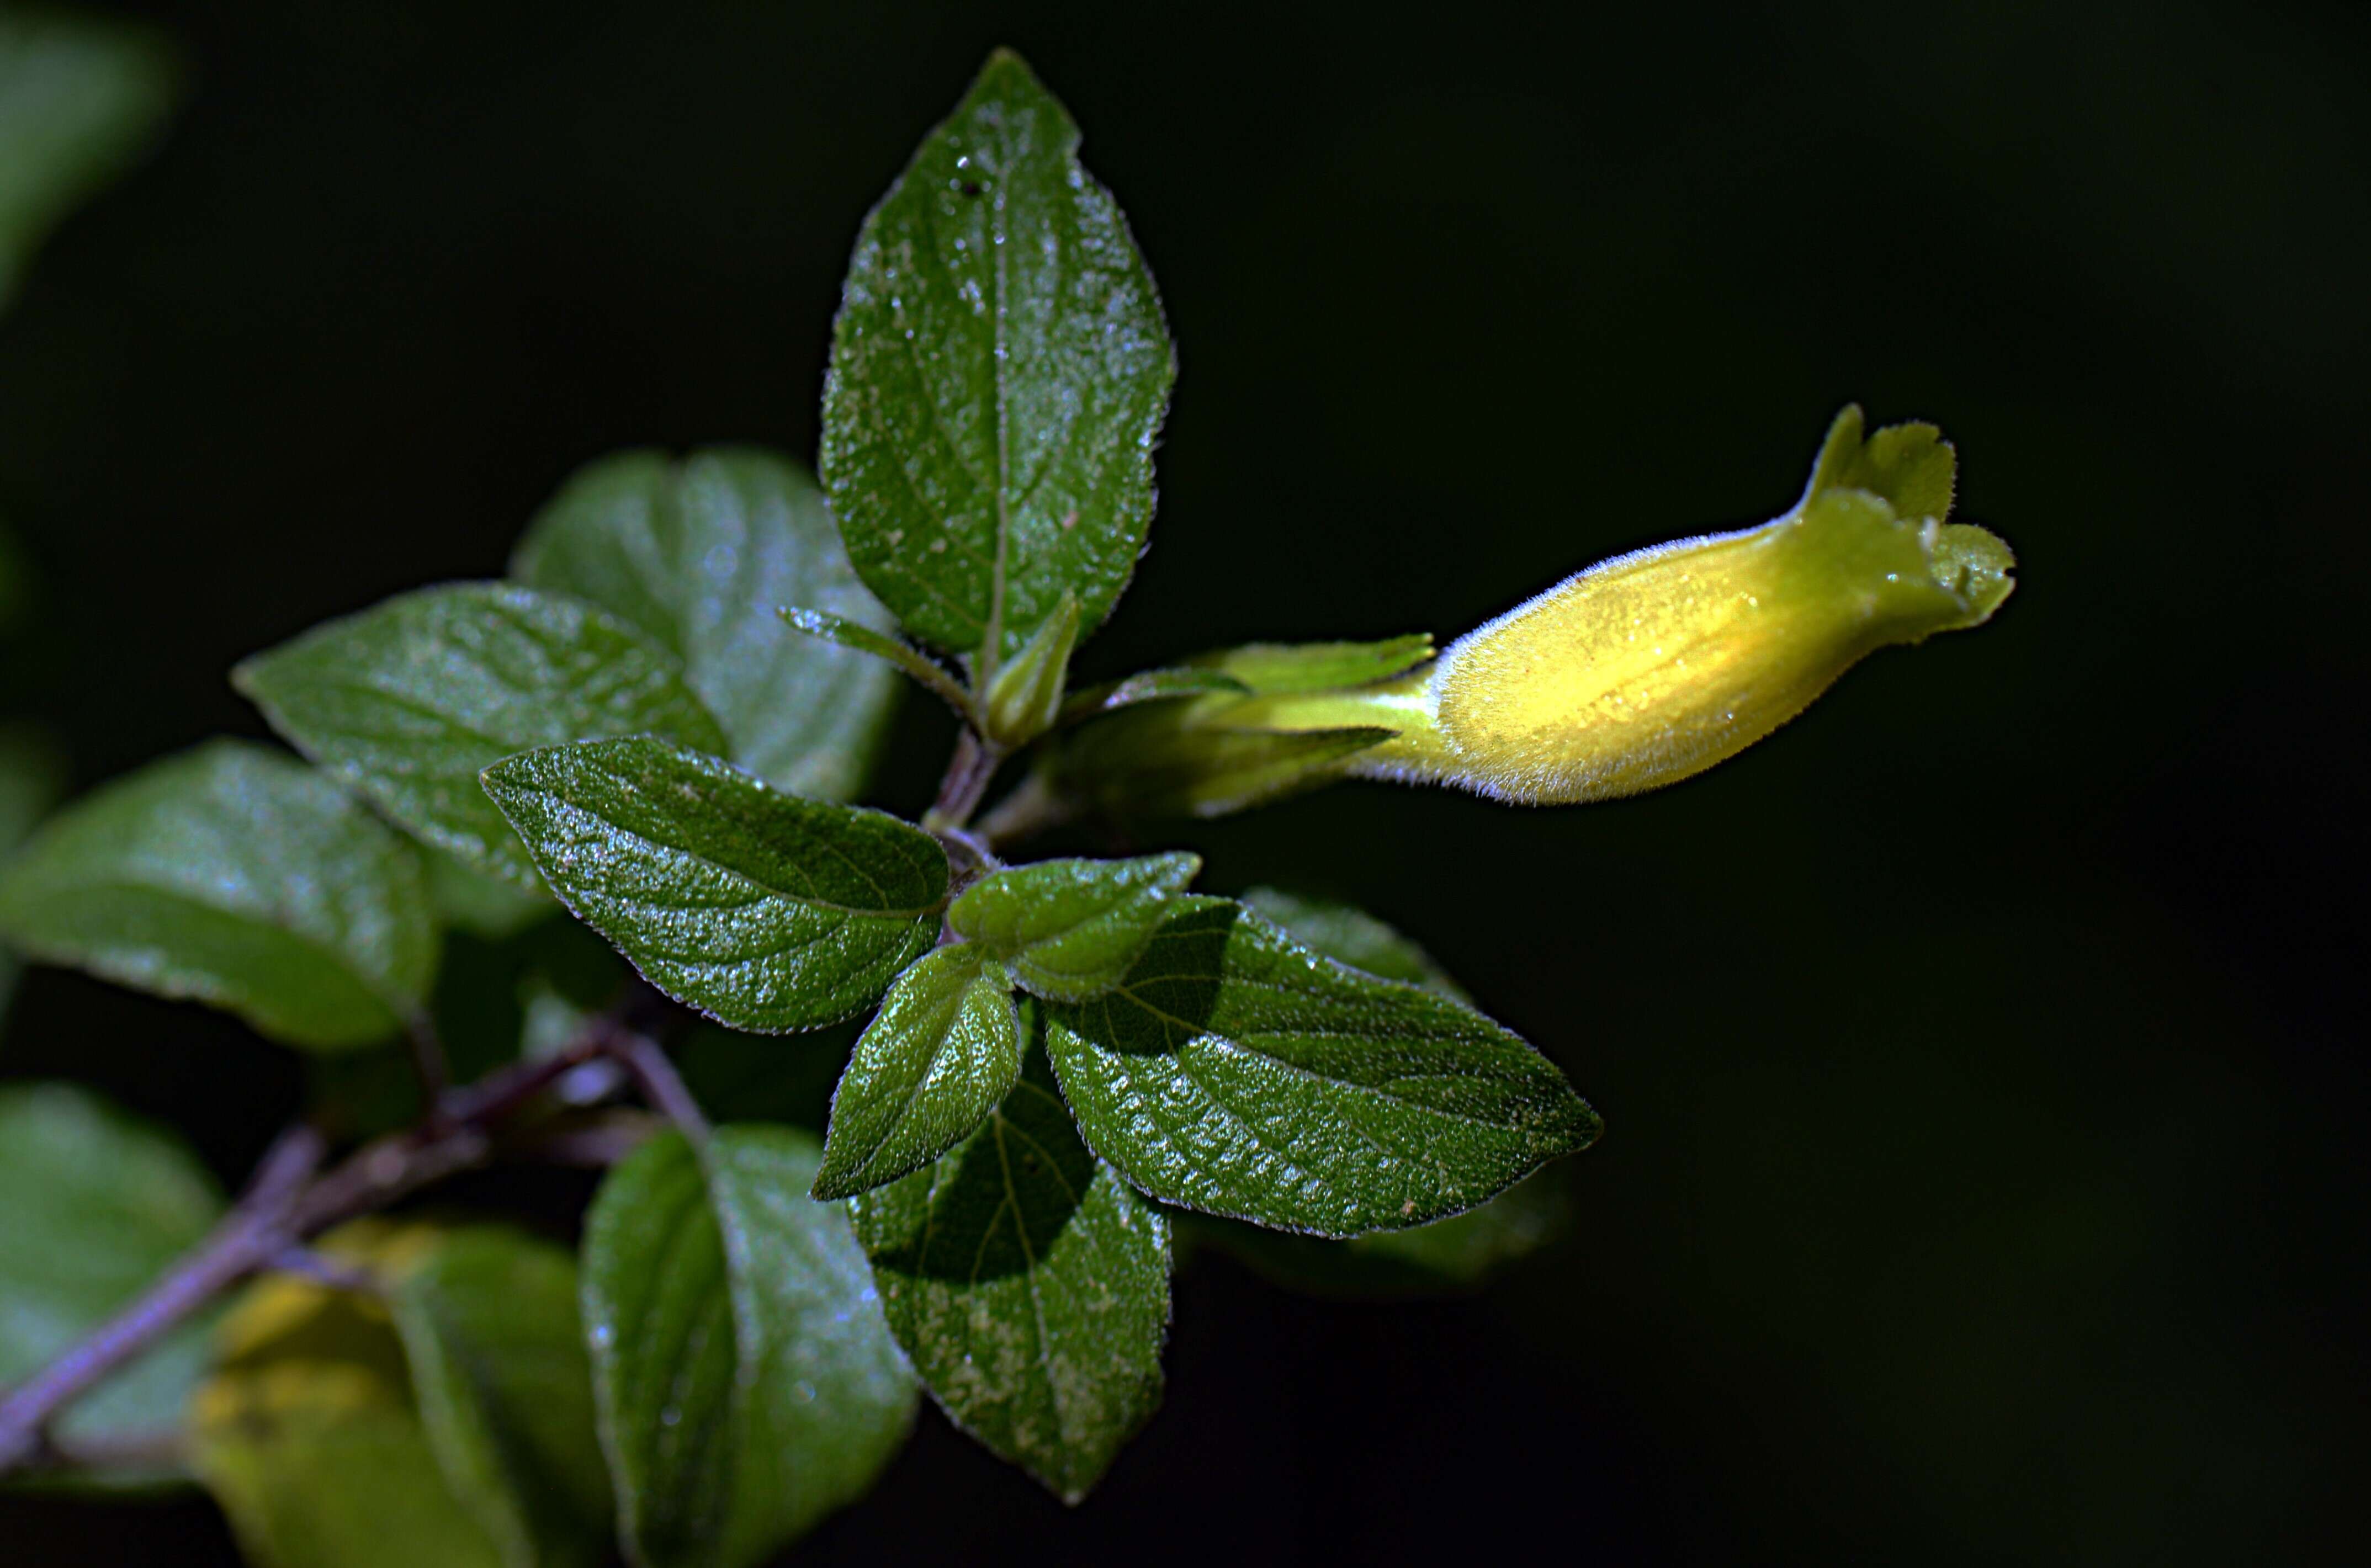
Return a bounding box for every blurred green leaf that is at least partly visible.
[0,722,66,1020]
[582,1127,915,1567]
[482,737,945,1032]
[819,49,1174,663]
[849,1034,1168,1502]
[0,9,177,307]
[424,844,554,941]
[0,1083,222,1487]
[389,1229,613,1568]
[192,1224,505,1568]
[1238,886,1468,1002]
[234,583,726,887]
[0,740,437,1049]
[1044,899,1599,1237]
[812,943,1019,1200]
[512,449,902,802]
[949,852,1200,1002]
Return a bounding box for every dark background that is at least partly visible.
[4,0,2365,1562]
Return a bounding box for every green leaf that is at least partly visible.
[0,740,437,1049]
[233,583,728,887]
[1194,892,1568,1293]
[849,1032,1169,1501]
[1057,666,1249,725]
[0,1084,223,1487]
[512,449,902,802]
[0,10,177,308]
[390,1230,614,1568]
[582,1127,916,1567]
[812,944,1020,1200]
[949,852,1200,1002]
[820,49,1175,663]
[1238,886,1469,1002]
[1191,634,1435,695]
[481,737,945,1032]
[1044,898,1600,1237]
[192,1225,508,1568]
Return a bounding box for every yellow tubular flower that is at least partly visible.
[1228,407,2014,806]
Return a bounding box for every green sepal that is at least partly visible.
[1046,717,1397,820]
[1057,666,1250,725]
[1190,633,1435,695]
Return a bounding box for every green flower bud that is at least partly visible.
[981,593,1080,748]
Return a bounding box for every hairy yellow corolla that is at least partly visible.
[1213,407,2014,806]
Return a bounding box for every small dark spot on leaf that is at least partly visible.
[962,182,985,198]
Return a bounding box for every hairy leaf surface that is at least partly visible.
[482,738,945,1032]
[813,944,1020,1200]
[512,450,900,801]
[820,50,1174,662]
[234,583,725,886]
[850,1036,1168,1501]
[1044,899,1599,1237]
[0,740,436,1048]
[582,1128,915,1568]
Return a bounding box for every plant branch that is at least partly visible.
[0,1121,327,1475]
[922,727,1004,833]
[0,1020,643,1478]
[405,1011,452,1113]
[601,1025,708,1141]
